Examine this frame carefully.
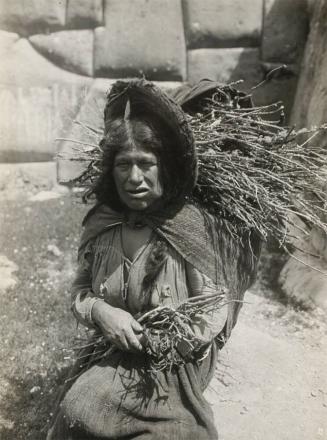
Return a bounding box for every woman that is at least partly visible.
[47,79,260,440]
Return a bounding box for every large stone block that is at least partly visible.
[0,38,91,162]
[290,0,327,236]
[291,0,327,220]
[0,0,67,36]
[291,0,327,129]
[280,0,327,302]
[262,0,309,63]
[29,30,94,77]
[67,0,104,28]
[279,248,327,310]
[0,83,91,162]
[0,38,91,87]
[183,0,263,48]
[187,48,263,89]
[94,0,186,81]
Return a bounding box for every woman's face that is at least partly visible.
[113,145,163,211]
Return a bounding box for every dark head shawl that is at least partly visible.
[102,78,197,212]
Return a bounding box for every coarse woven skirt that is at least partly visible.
[47,341,219,440]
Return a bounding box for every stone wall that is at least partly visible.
[0,0,309,169]
[279,0,327,310]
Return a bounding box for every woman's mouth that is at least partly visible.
[126,188,149,198]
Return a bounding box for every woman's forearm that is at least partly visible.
[70,247,98,329]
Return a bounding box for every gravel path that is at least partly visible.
[206,293,327,440]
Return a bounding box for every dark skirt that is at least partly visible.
[47,343,219,440]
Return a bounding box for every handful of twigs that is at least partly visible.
[74,290,228,373]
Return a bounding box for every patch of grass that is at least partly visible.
[0,195,88,439]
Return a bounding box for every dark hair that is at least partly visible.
[93,115,174,307]
[93,114,179,212]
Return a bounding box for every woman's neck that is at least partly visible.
[125,211,146,229]
[121,222,152,262]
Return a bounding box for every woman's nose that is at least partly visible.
[128,164,143,185]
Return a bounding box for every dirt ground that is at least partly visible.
[207,294,327,440]
[0,184,326,440]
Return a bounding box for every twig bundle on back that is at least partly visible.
[59,83,327,249]
[187,85,327,248]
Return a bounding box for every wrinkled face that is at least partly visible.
[113,146,163,211]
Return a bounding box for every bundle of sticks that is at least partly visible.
[187,86,327,248]
[74,291,228,372]
[59,83,327,251]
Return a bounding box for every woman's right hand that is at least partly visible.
[92,301,144,353]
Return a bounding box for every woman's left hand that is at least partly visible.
[92,301,144,353]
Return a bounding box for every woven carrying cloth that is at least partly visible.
[80,202,260,340]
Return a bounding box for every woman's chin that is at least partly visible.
[123,198,151,211]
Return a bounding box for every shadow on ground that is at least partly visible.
[0,367,71,440]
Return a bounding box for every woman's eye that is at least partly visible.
[115,162,129,169]
[140,161,156,168]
